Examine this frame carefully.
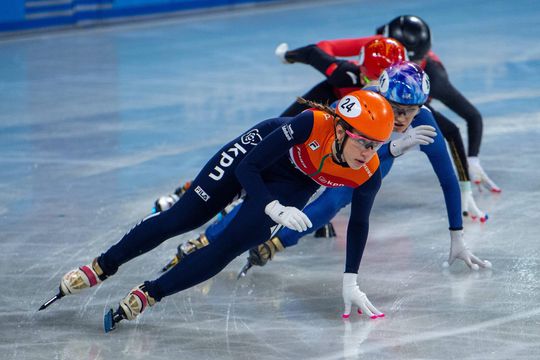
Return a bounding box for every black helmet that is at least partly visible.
[375,15,431,61]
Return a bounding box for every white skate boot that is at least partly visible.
[152,181,192,213]
[104,283,156,332]
[60,258,106,295]
[39,258,107,311]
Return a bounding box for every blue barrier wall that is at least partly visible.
[0,0,283,34]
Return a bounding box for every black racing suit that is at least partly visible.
[281,43,484,181]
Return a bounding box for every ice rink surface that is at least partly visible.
[1,0,539,359]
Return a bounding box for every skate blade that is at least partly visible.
[237,262,253,280]
[38,291,64,311]
[103,308,117,333]
[160,256,179,273]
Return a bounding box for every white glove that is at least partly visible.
[389,125,437,157]
[342,273,384,319]
[460,181,488,222]
[265,200,312,232]
[443,230,492,270]
[275,43,290,64]
[467,156,501,193]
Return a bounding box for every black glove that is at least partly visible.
[327,61,362,88]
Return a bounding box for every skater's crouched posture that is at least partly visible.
[45,89,394,331]
[163,62,491,275]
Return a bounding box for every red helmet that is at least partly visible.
[359,37,408,81]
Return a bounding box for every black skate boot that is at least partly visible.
[237,236,284,278]
[314,222,336,238]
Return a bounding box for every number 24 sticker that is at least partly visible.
[339,96,361,117]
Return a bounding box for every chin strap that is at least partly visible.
[333,118,351,167]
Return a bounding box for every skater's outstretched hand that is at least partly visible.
[265,200,312,232]
[389,125,437,157]
[443,230,492,270]
[342,273,384,319]
[467,157,501,193]
[275,43,290,64]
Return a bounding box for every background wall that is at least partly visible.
[0,0,285,35]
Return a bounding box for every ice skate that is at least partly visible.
[152,193,180,213]
[314,222,337,238]
[104,283,155,332]
[238,237,284,278]
[467,157,501,193]
[39,258,107,311]
[161,233,210,272]
[460,181,488,222]
[249,236,284,266]
[152,181,192,213]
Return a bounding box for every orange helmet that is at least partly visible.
[359,37,408,81]
[335,90,393,142]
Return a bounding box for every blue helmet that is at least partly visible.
[377,61,430,105]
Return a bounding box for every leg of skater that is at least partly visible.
[429,107,488,222]
[41,122,278,310]
[162,186,353,273]
[247,186,353,267]
[161,197,243,272]
[105,178,318,331]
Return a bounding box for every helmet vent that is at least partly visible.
[362,101,375,121]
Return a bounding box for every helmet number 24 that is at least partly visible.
[340,97,356,113]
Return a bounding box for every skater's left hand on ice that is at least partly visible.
[460,181,488,222]
[265,200,312,232]
[443,230,492,270]
[467,157,501,193]
[342,273,384,319]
